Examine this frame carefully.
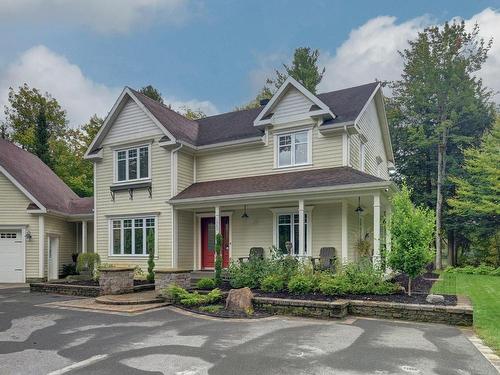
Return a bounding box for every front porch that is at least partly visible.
[172,189,393,271]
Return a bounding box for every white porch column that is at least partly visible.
[172,208,178,268]
[298,199,305,257]
[82,220,87,253]
[38,215,45,279]
[341,201,348,263]
[373,192,381,268]
[214,206,221,236]
[385,205,392,255]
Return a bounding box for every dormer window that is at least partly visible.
[276,130,311,168]
[115,145,150,183]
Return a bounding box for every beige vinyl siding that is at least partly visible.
[0,172,39,279]
[102,98,164,146]
[177,151,194,192]
[231,208,274,259]
[94,137,172,269]
[44,215,76,275]
[357,99,389,180]
[311,203,342,259]
[177,210,194,269]
[272,87,314,122]
[196,128,343,182]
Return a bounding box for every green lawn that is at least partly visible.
[432,273,500,354]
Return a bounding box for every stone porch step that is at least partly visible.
[95,291,164,305]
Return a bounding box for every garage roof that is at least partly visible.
[0,138,93,215]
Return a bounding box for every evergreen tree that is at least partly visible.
[139,85,164,104]
[33,107,52,168]
[389,21,495,269]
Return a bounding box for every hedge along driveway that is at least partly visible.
[432,273,500,354]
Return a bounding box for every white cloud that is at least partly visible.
[0,0,189,33]
[0,45,218,128]
[0,45,120,127]
[317,8,500,102]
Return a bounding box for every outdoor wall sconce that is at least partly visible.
[25,231,32,241]
[241,205,249,219]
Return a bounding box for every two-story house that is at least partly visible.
[84,77,395,272]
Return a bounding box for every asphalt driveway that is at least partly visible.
[0,287,497,375]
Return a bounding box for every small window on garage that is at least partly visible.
[0,233,17,239]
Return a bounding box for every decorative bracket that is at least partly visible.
[148,185,152,198]
[110,189,115,202]
[129,188,134,200]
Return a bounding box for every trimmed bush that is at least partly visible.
[76,253,101,279]
[260,274,286,292]
[288,274,317,294]
[444,265,500,276]
[164,285,222,306]
[228,258,269,288]
[196,278,216,290]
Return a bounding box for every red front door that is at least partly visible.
[201,216,230,269]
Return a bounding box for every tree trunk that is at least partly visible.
[435,128,448,270]
[408,277,412,296]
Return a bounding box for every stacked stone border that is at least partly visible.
[155,269,192,292]
[253,295,473,326]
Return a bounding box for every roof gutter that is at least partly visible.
[169,180,396,206]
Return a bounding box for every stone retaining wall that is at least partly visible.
[253,297,349,319]
[252,296,473,326]
[155,269,192,292]
[30,282,100,297]
[99,268,134,295]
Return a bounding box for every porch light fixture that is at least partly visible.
[355,197,364,241]
[241,205,249,219]
[25,231,32,241]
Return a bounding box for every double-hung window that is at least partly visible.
[277,130,310,168]
[111,217,155,256]
[116,145,150,183]
[277,213,308,255]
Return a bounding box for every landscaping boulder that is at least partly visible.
[426,294,445,304]
[225,287,253,312]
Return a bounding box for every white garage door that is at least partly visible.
[0,230,24,283]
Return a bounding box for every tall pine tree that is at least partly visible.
[33,107,52,168]
[389,21,495,269]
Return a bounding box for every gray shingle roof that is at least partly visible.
[171,166,385,201]
[0,138,93,215]
[130,82,379,147]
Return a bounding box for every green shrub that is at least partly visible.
[288,274,317,294]
[260,274,286,292]
[147,229,155,283]
[473,264,496,275]
[62,263,78,277]
[228,258,269,288]
[196,278,216,290]
[318,276,349,295]
[76,253,101,279]
[490,267,500,276]
[163,285,222,307]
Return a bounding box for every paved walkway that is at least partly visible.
[0,287,498,374]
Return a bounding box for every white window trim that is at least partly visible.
[113,144,152,184]
[108,216,158,257]
[271,206,313,257]
[273,128,312,169]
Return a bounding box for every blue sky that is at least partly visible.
[1,0,499,127]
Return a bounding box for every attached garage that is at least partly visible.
[0,229,24,282]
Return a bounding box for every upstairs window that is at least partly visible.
[115,145,150,183]
[276,130,311,168]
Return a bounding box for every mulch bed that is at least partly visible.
[175,304,271,319]
[392,272,440,294]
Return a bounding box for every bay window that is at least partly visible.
[115,145,150,183]
[276,130,310,168]
[111,217,155,256]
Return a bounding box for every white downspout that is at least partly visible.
[170,143,183,268]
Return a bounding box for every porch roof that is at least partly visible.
[171,167,390,204]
